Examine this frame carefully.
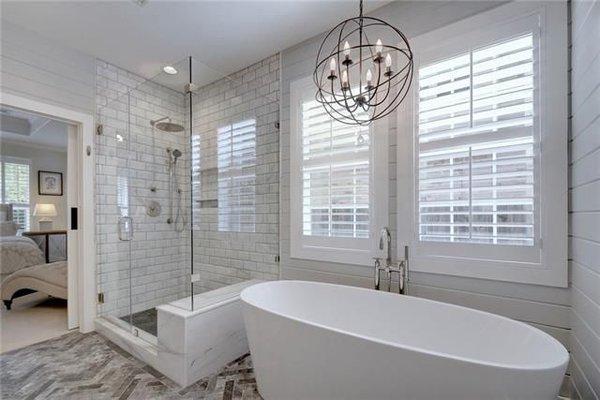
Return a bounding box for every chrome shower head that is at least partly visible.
[151,117,184,133]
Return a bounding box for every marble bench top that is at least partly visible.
[156,279,263,318]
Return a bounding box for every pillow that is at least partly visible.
[0,221,18,236]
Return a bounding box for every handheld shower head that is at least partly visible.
[172,149,182,159]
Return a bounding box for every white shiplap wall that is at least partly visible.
[0,21,96,114]
[280,1,573,394]
[569,0,600,398]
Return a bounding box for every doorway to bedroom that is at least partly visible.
[0,105,77,353]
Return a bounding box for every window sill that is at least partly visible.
[290,244,372,266]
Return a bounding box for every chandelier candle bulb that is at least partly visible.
[366,69,373,88]
[341,70,349,90]
[375,39,383,56]
[329,57,337,78]
[343,41,353,66]
[343,41,351,56]
[385,53,392,76]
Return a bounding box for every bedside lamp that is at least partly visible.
[34,203,57,230]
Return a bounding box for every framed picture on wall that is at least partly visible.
[38,171,63,196]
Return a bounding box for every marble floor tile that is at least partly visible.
[0,331,262,400]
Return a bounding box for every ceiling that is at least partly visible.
[0,107,69,149]
[1,0,390,90]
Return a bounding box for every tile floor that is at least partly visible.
[0,331,261,399]
[119,308,158,336]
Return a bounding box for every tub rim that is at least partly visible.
[241,280,569,372]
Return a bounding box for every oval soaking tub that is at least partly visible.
[241,280,568,400]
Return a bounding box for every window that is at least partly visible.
[301,99,370,239]
[290,77,388,265]
[418,34,536,246]
[217,119,256,232]
[0,158,31,230]
[397,2,567,286]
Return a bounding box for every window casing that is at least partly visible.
[290,76,388,265]
[396,2,568,287]
[0,157,31,230]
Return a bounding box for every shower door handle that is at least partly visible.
[118,216,133,241]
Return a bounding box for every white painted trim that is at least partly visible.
[0,92,96,332]
[67,125,79,330]
[0,138,68,153]
[289,76,389,266]
[396,1,568,287]
[0,155,32,165]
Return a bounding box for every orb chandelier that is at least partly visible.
[314,0,414,125]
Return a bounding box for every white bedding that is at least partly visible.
[0,236,45,278]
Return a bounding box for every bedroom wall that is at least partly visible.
[569,0,600,398]
[279,2,572,393]
[0,141,68,231]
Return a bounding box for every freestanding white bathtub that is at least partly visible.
[241,280,568,400]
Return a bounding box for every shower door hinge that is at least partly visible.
[97,292,105,304]
[96,124,103,135]
[190,273,201,283]
[275,255,280,263]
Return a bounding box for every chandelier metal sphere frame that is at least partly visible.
[314,0,414,126]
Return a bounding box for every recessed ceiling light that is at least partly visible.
[163,66,178,75]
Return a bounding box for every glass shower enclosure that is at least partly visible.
[96,57,197,340]
[95,53,280,343]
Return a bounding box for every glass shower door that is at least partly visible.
[96,90,134,335]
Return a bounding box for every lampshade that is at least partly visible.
[33,203,57,218]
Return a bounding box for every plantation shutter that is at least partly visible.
[301,99,370,238]
[1,161,30,230]
[417,33,535,246]
[217,119,256,232]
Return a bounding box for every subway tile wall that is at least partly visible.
[95,60,191,317]
[190,54,280,292]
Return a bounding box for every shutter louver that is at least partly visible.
[302,99,370,238]
[2,162,30,230]
[218,119,256,233]
[417,33,536,246]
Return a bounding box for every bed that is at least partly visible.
[0,204,68,310]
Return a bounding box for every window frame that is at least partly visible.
[0,156,32,231]
[290,76,388,266]
[396,2,568,287]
